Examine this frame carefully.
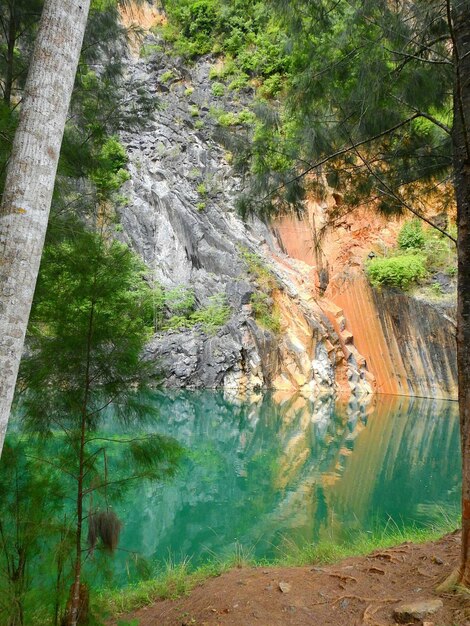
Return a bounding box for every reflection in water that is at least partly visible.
[112,391,460,578]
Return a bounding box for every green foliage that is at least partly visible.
[209,59,237,80]
[258,73,284,98]
[13,225,183,622]
[211,81,225,97]
[21,227,155,427]
[235,0,454,222]
[197,182,207,196]
[398,219,426,251]
[160,0,291,84]
[228,73,250,91]
[189,104,200,117]
[366,218,456,292]
[239,247,281,333]
[164,286,196,317]
[163,291,231,335]
[90,136,130,197]
[250,292,281,333]
[161,70,175,83]
[0,441,67,625]
[366,254,427,290]
[240,247,278,292]
[140,43,162,58]
[214,108,256,128]
[189,294,231,334]
[423,233,454,273]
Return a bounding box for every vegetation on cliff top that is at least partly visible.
[366,219,457,294]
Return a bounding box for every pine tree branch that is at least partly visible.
[391,95,452,134]
[446,0,470,161]
[24,455,78,481]
[85,435,158,445]
[386,47,452,66]
[259,114,422,202]
[349,138,457,243]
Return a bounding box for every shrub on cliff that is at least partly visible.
[366,254,427,290]
[398,219,426,251]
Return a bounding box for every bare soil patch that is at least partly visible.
[110,532,470,626]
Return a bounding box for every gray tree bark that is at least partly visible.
[0,0,91,455]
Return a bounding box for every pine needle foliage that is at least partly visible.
[235,0,455,228]
[13,225,183,624]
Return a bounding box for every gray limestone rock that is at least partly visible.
[393,599,443,623]
[118,36,369,395]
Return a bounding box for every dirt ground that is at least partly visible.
[111,532,470,626]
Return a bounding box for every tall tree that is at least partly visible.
[451,0,470,587]
[15,225,182,625]
[0,0,43,106]
[0,0,91,456]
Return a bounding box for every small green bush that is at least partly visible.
[258,73,284,98]
[90,136,130,196]
[240,247,278,291]
[197,183,207,196]
[190,294,231,334]
[250,292,281,334]
[211,82,225,97]
[228,73,250,91]
[215,108,256,127]
[424,235,452,272]
[239,247,281,333]
[398,219,425,250]
[164,286,196,317]
[164,293,230,334]
[366,254,427,290]
[140,43,162,58]
[161,70,175,83]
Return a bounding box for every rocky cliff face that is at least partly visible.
[118,34,372,397]
[117,24,456,400]
[275,203,458,400]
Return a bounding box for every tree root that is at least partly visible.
[366,567,386,575]
[416,567,435,578]
[331,594,399,606]
[362,603,389,626]
[329,573,358,583]
[368,552,401,564]
[436,567,461,593]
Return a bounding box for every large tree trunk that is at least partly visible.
[0,0,91,456]
[451,1,470,586]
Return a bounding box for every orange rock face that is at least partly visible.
[274,200,457,400]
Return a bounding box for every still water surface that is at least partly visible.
[110,391,460,579]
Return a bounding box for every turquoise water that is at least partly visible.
[108,391,460,580]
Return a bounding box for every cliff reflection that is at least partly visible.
[116,391,460,577]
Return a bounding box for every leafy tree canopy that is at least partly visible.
[236,0,455,229]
